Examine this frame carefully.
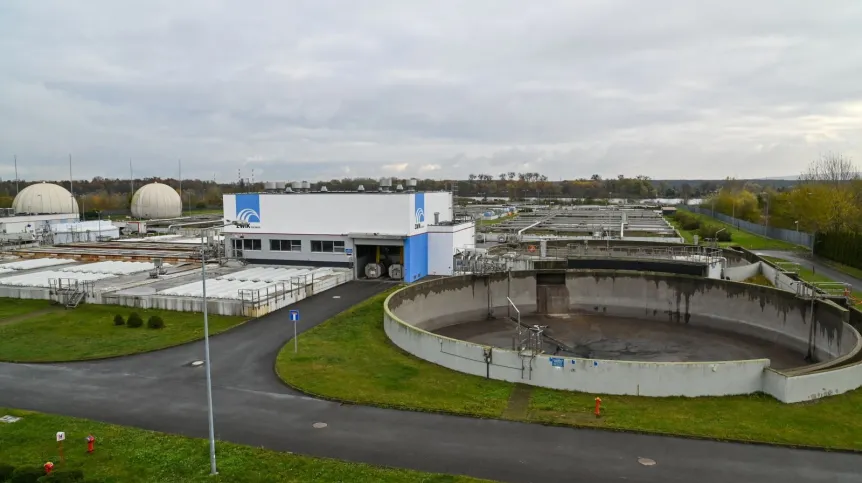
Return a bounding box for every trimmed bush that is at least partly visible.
[697,223,732,242]
[147,315,165,330]
[127,312,143,328]
[673,211,701,231]
[0,464,16,481]
[10,466,44,483]
[113,314,125,326]
[37,470,85,483]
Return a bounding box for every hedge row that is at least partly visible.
[816,231,862,270]
[672,211,732,242]
[112,313,165,329]
[0,463,101,483]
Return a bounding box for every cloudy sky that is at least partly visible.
[1,0,861,183]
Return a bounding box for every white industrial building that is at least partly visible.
[222,183,475,282]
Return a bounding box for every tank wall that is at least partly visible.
[384,271,862,401]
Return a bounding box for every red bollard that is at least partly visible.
[594,397,602,418]
[86,434,95,454]
[44,462,54,474]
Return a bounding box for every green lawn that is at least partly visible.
[762,257,862,307]
[0,302,248,362]
[0,299,54,319]
[277,293,862,451]
[276,290,513,417]
[668,210,803,251]
[0,408,492,483]
[821,259,862,281]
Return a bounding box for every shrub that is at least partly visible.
[37,470,85,483]
[0,464,16,481]
[10,466,44,483]
[673,211,701,231]
[127,312,143,328]
[697,223,732,242]
[113,314,125,326]
[147,315,165,329]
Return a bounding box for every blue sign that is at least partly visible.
[345,248,353,255]
[236,194,261,224]
[414,193,425,226]
[549,357,564,368]
[289,310,299,322]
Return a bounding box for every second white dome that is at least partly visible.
[131,182,182,219]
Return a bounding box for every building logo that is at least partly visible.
[414,193,425,228]
[236,194,261,224]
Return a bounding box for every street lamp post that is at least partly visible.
[199,236,218,475]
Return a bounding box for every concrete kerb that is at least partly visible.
[0,315,256,365]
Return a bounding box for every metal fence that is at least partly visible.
[682,205,814,248]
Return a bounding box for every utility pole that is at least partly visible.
[179,159,183,216]
[13,155,18,195]
[130,159,134,196]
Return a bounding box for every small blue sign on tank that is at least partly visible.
[549,357,564,368]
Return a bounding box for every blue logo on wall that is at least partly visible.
[236,194,261,224]
[414,193,425,226]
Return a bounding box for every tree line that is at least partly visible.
[701,153,862,269]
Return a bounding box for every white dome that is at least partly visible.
[12,182,79,214]
[131,183,182,219]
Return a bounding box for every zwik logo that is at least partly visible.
[236,194,261,224]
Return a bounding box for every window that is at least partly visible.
[311,240,345,253]
[270,239,301,251]
[232,238,261,251]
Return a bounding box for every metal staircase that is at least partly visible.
[49,278,94,309]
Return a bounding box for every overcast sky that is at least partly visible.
[1,0,861,183]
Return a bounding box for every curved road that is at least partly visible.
[0,281,858,483]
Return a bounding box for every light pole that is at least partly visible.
[199,235,218,475]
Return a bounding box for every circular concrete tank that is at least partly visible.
[384,270,861,399]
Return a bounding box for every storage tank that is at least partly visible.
[364,262,383,279]
[12,182,79,214]
[264,181,277,191]
[131,182,182,219]
[275,181,286,190]
[388,264,403,280]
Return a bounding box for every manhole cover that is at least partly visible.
[190,361,204,367]
[312,422,328,429]
[638,457,656,466]
[0,415,22,423]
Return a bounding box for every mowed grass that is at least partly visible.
[0,408,493,483]
[276,290,513,416]
[277,293,862,451]
[668,210,802,251]
[528,389,862,450]
[0,299,54,319]
[0,301,247,362]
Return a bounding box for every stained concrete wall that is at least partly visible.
[384,271,862,401]
[725,262,760,282]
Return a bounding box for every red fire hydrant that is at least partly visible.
[594,397,602,418]
[86,434,95,454]
[44,462,54,474]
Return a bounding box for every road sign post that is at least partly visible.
[289,310,300,353]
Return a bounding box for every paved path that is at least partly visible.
[0,280,859,483]
[756,250,862,289]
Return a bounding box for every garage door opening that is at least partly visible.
[354,244,404,281]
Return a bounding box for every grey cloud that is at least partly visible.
[1,0,861,182]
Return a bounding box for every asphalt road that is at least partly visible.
[0,280,859,482]
[756,250,862,289]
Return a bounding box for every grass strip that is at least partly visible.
[0,408,492,483]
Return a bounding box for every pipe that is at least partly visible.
[167,220,227,233]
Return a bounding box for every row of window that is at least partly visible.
[232,238,345,253]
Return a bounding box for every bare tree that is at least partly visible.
[800,152,859,184]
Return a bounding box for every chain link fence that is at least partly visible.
[682,205,813,248]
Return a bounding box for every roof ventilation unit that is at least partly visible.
[406,179,417,192]
[275,181,286,191]
[290,181,302,193]
[264,182,277,192]
[357,185,365,193]
[379,177,393,193]
[301,181,310,192]
[395,183,404,192]
[320,186,329,192]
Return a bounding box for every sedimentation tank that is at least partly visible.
[384,270,862,403]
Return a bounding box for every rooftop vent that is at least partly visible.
[379,177,393,193]
[291,181,302,192]
[357,185,365,193]
[301,181,310,192]
[395,183,404,192]
[320,186,329,192]
[275,181,286,191]
[264,181,277,192]
[406,179,418,192]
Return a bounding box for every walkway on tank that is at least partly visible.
[0,281,857,483]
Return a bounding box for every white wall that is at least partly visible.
[224,193,413,236]
[427,232,453,276]
[0,214,79,234]
[725,262,760,281]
